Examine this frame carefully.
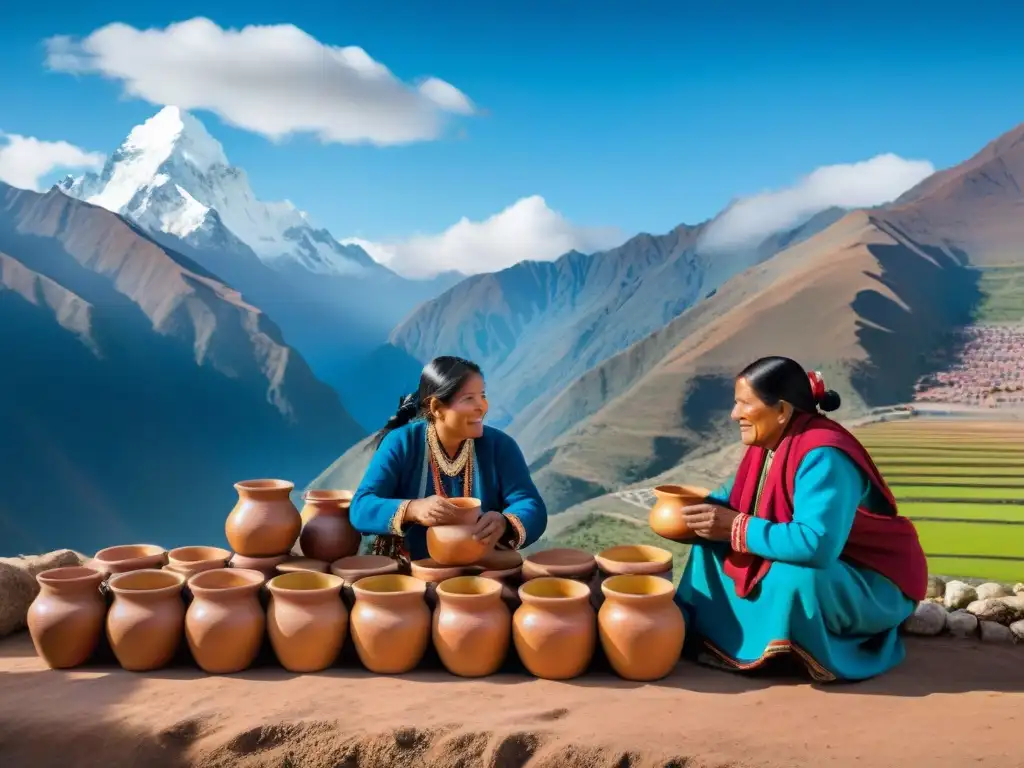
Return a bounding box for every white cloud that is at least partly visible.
[44,17,475,146]
[700,153,936,250]
[343,196,624,278]
[0,132,104,191]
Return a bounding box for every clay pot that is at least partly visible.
[411,559,467,610]
[298,490,360,562]
[185,568,265,674]
[593,545,673,608]
[331,555,401,607]
[521,548,596,582]
[90,544,168,577]
[106,569,186,671]
[425,497,491,566]
[230,553,288,578]
[648,485,709,542]
[470,550,524,612]
[432,576,511,678]
[276,557,330,574]
[225,479,301,557]
[598,575,686,681]
[27,567,106,669]
[266,572,348,672]
[350,574,430,674]
[514,577,596,680]
[167,546,231,578]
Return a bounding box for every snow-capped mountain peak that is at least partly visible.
[58,106,378,277]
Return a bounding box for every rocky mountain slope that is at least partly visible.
[58,107,459,429]
[0,182,364,555]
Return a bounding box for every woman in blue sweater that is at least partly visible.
[350,356,548,564]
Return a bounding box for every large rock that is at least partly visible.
[1010,620,1024,642]
[902,601,947,636]
[978,620,1015,644]
[925,575,947,600]
[965,596,1024,626]
[944,580,977,610]
[0,550,82,637]
[975,582,1012,601]
[1014,583,1024,596]
[945,609,979,638]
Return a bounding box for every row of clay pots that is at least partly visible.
[27,565,685,681]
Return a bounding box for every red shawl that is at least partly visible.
[722,411,928,601]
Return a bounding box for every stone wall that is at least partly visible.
[903,577,1024,644]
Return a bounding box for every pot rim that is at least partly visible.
[168,545,232,564]
[36,566,105,589]
[352,573,426,599]
[188,567,265,595]
[329,554,399,581]
[108,568,185,596]
[652,484,710,499]
[411,558,466,582]
[275,557,330,574]
[596,544,672,569]
[233,478,295,494]
[436,574,503,601]
[301,489,354,502]
[601,574,675,602]
[518,576,592,605]
[267,571,344,595]
[93,544,166,563]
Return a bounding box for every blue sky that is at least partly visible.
[2,1,1023,275]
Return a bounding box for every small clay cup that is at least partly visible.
[522,548,596,582]
[425,497,492,566]
[167,546,231,578]
[91,544,168,576]
[27,567,106,669]
[331,555,400,607]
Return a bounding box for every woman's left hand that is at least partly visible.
[472,510,508,547]
[682,503,740,541]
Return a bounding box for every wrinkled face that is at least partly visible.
[731,376,791,448]
[430,373,488,441]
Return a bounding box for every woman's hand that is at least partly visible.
[472,510,508,547]
[682,503,740,541]
[404,496,463,527]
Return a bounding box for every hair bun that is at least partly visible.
[819,389,842,413]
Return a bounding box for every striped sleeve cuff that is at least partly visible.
[502,513,527,550]
[389,500,411,536]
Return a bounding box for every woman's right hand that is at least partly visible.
[404,496,463,527]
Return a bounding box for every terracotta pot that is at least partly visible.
[331,555,401,607]
[521,548,596,582]
[411,559,467,610]
[276,557,330,574]
[433,576,511,677]
[267,571,348,673]
[106,569,186,671]
[648,485,709,542]
[185,568,265,674]
[225,479,301,557]
[27,567,106,669]
[598,575,685,681]
[90,544,167,576]
[426,497,491,566]
[167,546,231,578]
[513,577,596,680]
[298,490,360,562]
[593,545,673,608]
[230,553,288,578]
[350,574,430,674]
[469,550,524,612]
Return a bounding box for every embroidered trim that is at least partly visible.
[503,513,527,549]
[390,499,411,535]
[430,444,473,498]
[427,422,474,477]
[730,513,751,553]
[702,638,837,683]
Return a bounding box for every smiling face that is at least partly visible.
[731,376,792,448]
[429,372,488,441]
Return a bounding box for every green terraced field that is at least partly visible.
[972,265,1024,323]
[856,419,1024,582]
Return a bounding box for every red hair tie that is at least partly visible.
[807,370,826,403]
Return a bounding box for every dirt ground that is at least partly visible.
[1,632,1021,768]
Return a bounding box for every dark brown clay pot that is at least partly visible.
[167,546,231,578]
[521,548,596,582]
[648,485,709,542]
[225,479,301,557]
[331,555,400,608]
[276,557,330,575]
[350,574,430,674]
[229,553,288,578]
[433,576,511,678]
[411,559,467,611]
[185,568,266,674]
[598,575,685,681]
[593,545,673,609]
[27,567,106,669]
[514,577,596,680]
[267,572,348,673]
[425,497,492,566]
[90,544,168,577]
[106,569,186,671]
[298,490,360,562]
